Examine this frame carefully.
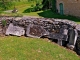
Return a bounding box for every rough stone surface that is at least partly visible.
[76,24,80,31]
[0,17,80,46]
[0,17,79,37]
[26,24,49,38]
[0,16,80,54]
[6,23,25,36]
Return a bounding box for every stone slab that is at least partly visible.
[26,24,49,38]
[6,23,25,36]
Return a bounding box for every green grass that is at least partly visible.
[4,1,36,13]
[0,1,36,16]
[0,12,23,17]
[22,10,80,23]
[37,10,80,23]
[22,11,43,17]
[0,1,80,23]
[0,36,80,60]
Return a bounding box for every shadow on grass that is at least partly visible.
[38,10,80,22]
[23,8,32,13]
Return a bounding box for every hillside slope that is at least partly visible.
[0,36,79,60]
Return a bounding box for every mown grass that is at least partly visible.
[0,36,80,60]
[22,10,80,23]
[37,10,80,23]
[0,1,80,23]
[0,12,23,17]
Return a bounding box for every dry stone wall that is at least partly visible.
[0,16,80,37]
[1,16,80,54]
[0,17,80,45]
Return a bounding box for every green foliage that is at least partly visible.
[42,0,56,12]
[42,0,50,10]
[33,3,43,11]
[1,20,7,27]
[0,1,13,10]
[23,0,43,13]
[51,0,56,12]
[23,8,33,13]
[38,10,80,23]
[23,3,43,13]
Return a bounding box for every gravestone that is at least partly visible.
[67,28,78,50]
[26,24,49,38]
[6,23,25,36]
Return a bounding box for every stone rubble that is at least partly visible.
[0,16,80,55]
[26,24,49,38]
[0,16,80,45]
[0,17,80,36]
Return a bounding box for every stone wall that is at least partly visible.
[56,0,80,17]
[0,16,80,54]
[0,16,80,36]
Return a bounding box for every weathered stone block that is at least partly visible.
[26,24,49,38]
[6,23,25,36]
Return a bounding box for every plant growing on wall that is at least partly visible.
[2,20,7,27]
[1,20,7,34]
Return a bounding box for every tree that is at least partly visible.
[51,0,56,12]
[42,0,56,12]
[1,0,6,9]
[42,0,50,10]
[0,0,13,10]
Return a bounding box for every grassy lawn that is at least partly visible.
[0,1,80,23]
[37,10,80,23]
[23,10,80,23]
[0,36,79,60]
[0,1,80,60]
[1,10,80,23]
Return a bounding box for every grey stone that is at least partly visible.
[76,24,80,31]
[1,17,80,49]
[57,40,63,46]
[12,8,18,13]
[59,25,68,41]
[67,28,78,49]
[6,23,25,36]
[14,17,22,21]
[49,33,64,40]
[26,24,49,38]
[67,44,75,50]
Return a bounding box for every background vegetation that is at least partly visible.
[0,0,80,23]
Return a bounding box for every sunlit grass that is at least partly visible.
[0,36,79,60]
[22,11,43,17]
[0,1,80,23]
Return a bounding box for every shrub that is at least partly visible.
[35,3,43,11]
[23,3,43,13]
[0,1,13,10]
[2,20,7,27]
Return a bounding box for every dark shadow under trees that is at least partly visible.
[38,10,80,22]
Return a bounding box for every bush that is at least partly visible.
[0,1,13,10]
[35,3,43,11]
[23,3,43,13]
[23,8,33,13]
[2,20,7,27]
